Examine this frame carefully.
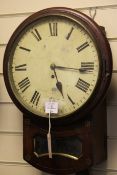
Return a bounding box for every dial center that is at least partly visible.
[50,63,55,70]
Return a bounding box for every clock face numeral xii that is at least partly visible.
[49,22,58,36]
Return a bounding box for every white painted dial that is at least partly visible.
[8,15,100,118]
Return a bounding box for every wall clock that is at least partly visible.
[3,7,112,174]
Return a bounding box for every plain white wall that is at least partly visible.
[0,1,117,174]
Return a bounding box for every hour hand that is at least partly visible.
[50,64,64,98]
[56,81,64,98]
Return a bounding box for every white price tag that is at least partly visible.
[45,101,58,114]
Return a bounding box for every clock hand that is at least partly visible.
[51,64,64,98]
[50,64,93,73]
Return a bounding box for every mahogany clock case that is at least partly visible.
[3,7,112,125]
[23,100,107,174]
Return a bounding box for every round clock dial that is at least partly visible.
[3,7,112,121]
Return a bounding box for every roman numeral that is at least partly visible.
[18,77,30,92]
[76,78,90,92]
[30,90,40,106]
[19,46,31,52]
[15,64,27,71]
[67,94,75,105]
[66,27,74,40]
[81,62,94,71]
[49,22,58,36]
[31,28,42,41]
[77,42,89,52]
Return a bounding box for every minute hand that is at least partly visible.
[54,65,93,73]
